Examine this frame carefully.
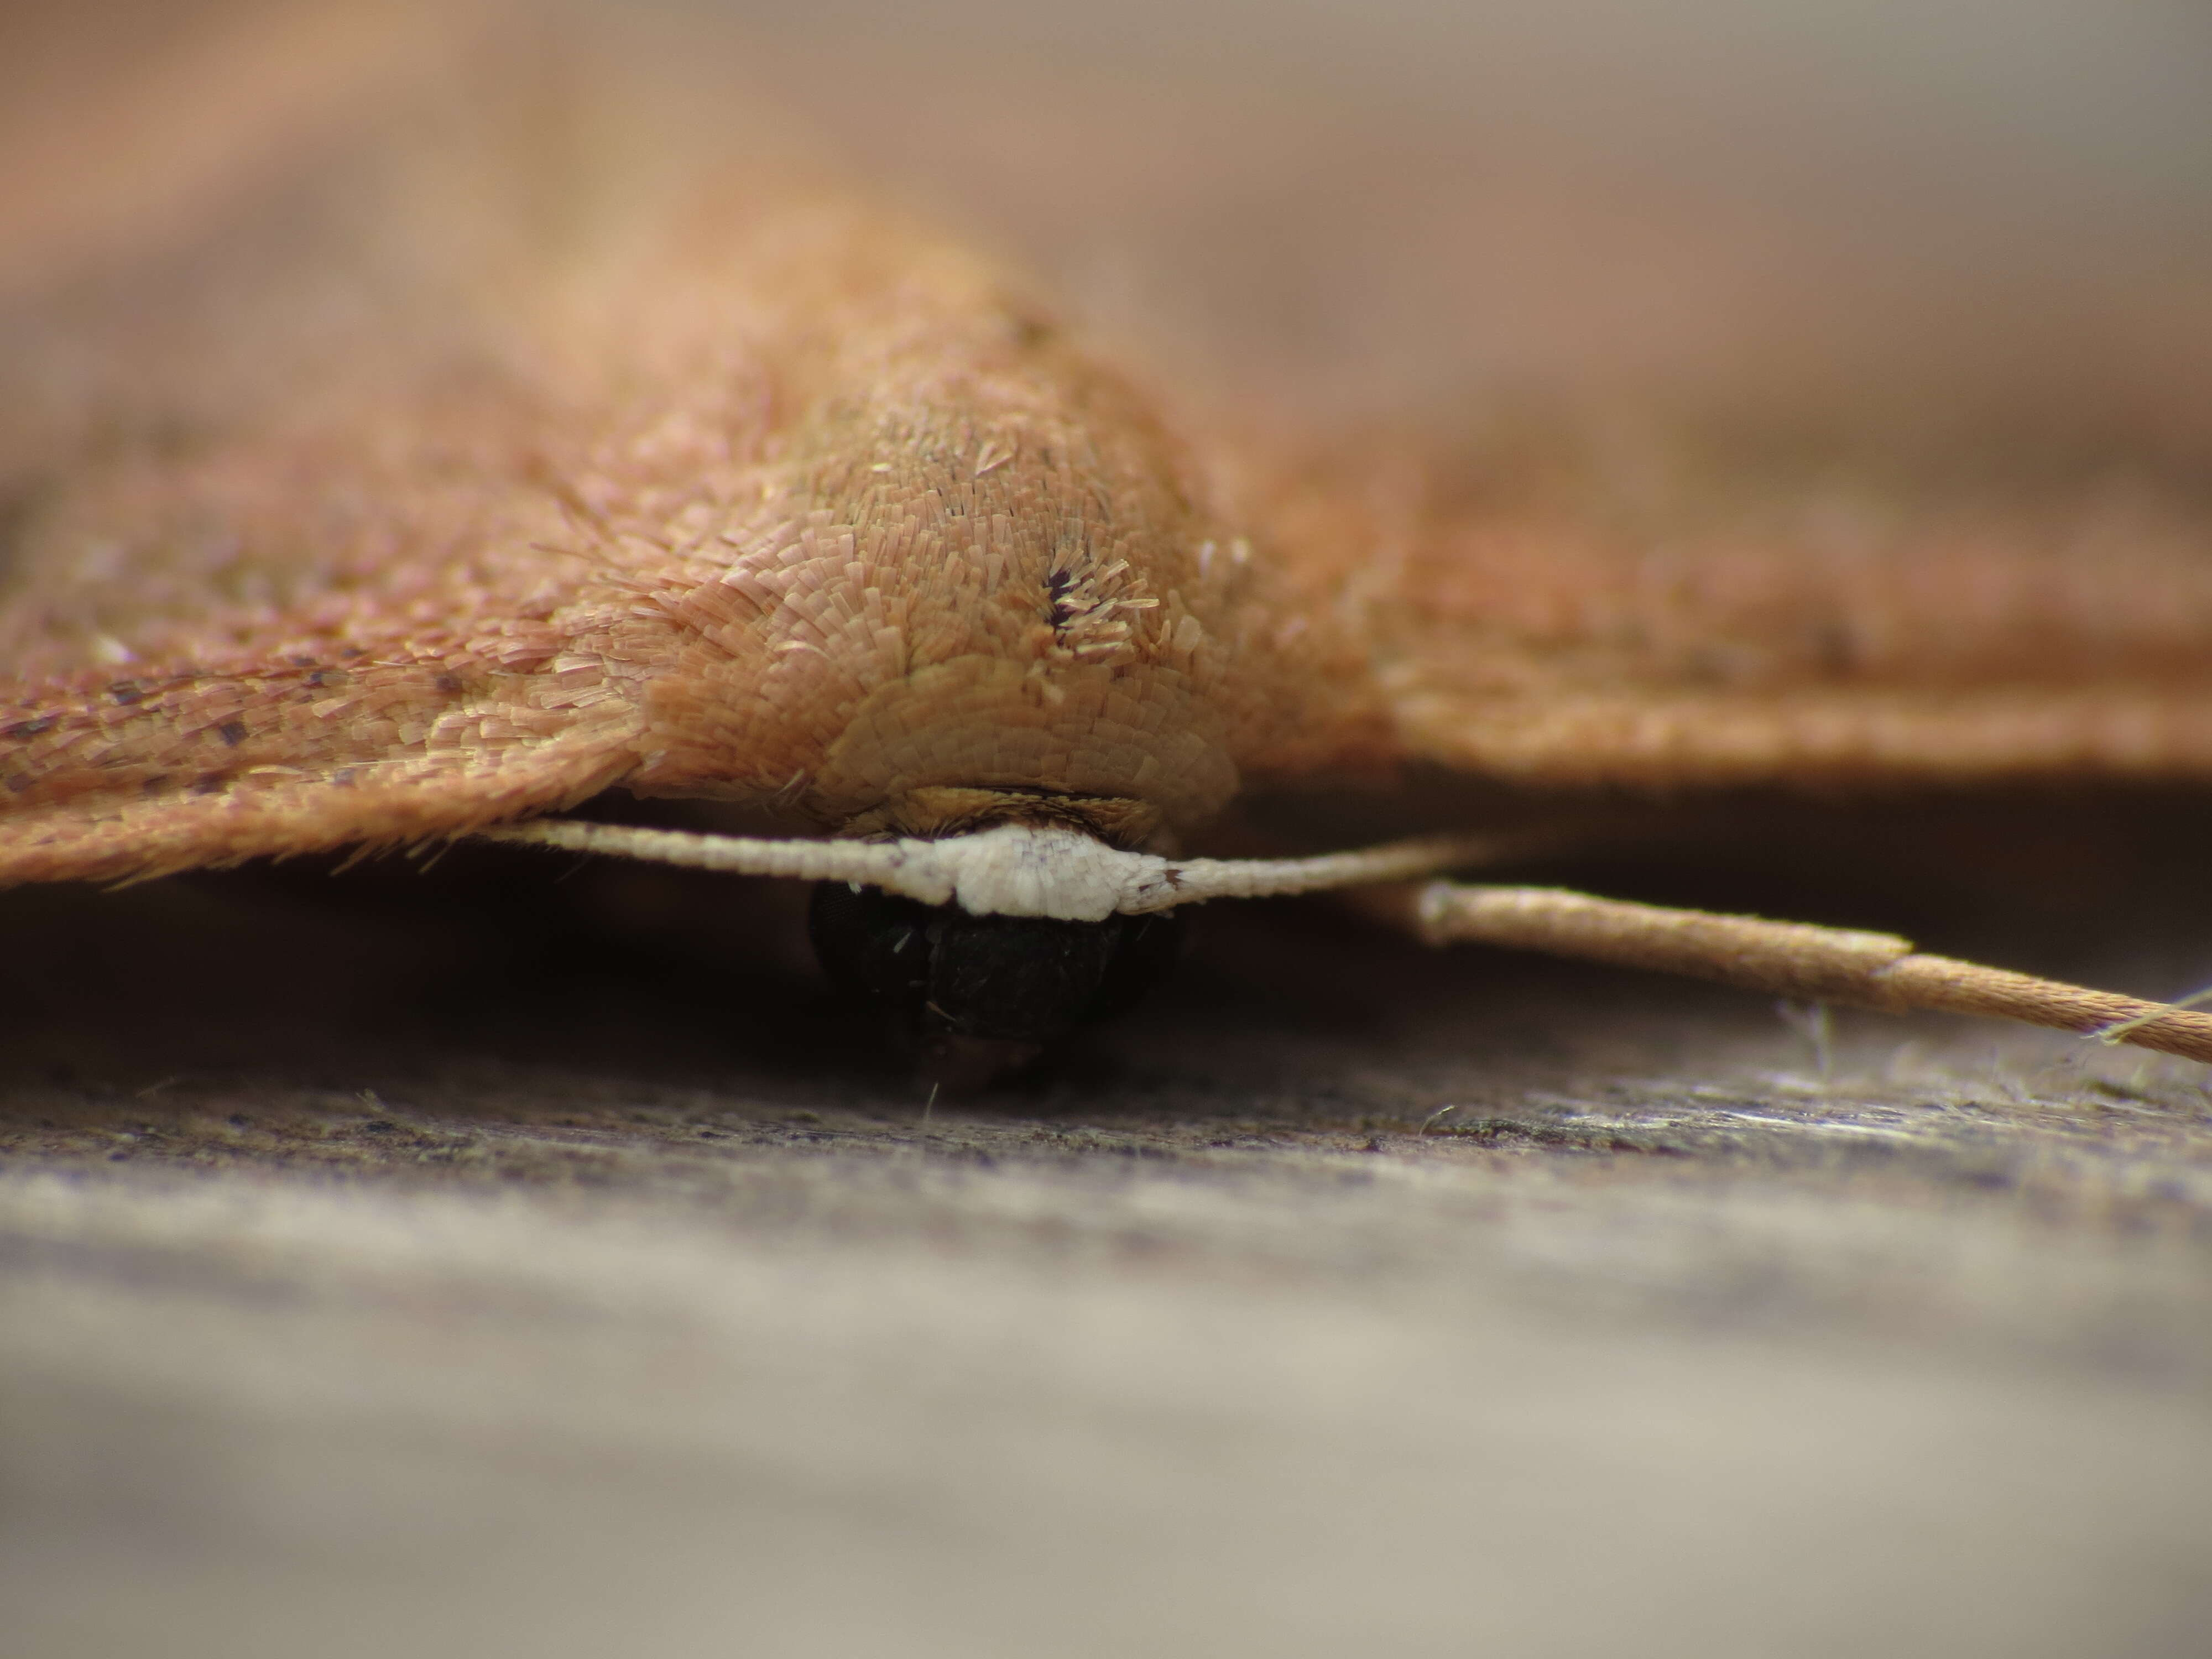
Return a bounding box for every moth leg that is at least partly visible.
[1376,880,2212,1066]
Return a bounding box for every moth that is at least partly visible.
[8,2,2212,1080]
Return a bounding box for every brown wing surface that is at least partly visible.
[0,2,1388,884]
[0,6,658,882]
[1236,427,2212,791]
[12,1,2212,889]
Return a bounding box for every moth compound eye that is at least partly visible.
[806,882,1182,1050]
[807,883,940,1021]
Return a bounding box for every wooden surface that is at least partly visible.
[4,836,2210,1659]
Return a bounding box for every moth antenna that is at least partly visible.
[1395,881,2212,1066]
[1157,832,1568,903]
[477,821,988,904]
[474,820,1553,920]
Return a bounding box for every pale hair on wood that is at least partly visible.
[6,0,2212,1073]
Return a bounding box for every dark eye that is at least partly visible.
[807,882,1181,1051]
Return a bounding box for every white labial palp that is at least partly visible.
[476,820,1507,919]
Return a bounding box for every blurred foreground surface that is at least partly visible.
[4,834,2211,1659]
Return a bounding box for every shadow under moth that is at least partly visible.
[7,1,2212,1083]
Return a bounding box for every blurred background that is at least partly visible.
[727,0,2212,443]
[7,0,2210,439]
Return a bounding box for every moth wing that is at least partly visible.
[1240,436,2212,791]
[0,8,770,885]
[15,2,2212,888]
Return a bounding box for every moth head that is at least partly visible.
[806,878,1181,1083]
[808,787,1178,1079]
[480,807,1500,1082]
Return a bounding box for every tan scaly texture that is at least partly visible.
[6,1,2212,888]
